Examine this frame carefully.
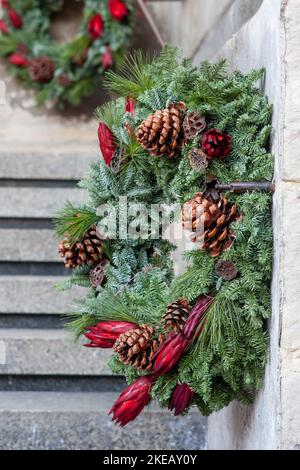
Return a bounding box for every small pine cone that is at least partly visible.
[183,112,206,141]
[182,192,240,257]
[29,56,55,83]
[57,74,71,88]
[215,260,238,281]
[188,148,209,171]
[89,258,110,288]
[59,225,104,269]
[113,325,163,372]
[163,299,191,333]
[137,102,185,159]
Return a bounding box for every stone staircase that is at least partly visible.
[0,151,206,450]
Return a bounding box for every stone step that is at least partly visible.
[0,229,60,262]
[0,187,86,219]
[0,391,206,450]
[0,153,95,181]
[0,329,110,376]
[0,276,85,314]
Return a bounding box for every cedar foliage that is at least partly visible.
[55,46,273,415]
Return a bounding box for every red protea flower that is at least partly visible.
[201,128,231,160]
[101,46,113,69]
[84,321,137,348]
[169,383,195,416]
[125,97,135,116]
[1,1,10,8]
[109,0,128,21]
[0,20,8,34]
[88,14,104,40]
[183,295,213,341]
[98,121,117,166]
[109,375,154,426]
[152,333,189,377]
[8,8,22,29]
[9,52,29,67]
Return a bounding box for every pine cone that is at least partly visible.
[215,260,238,281]
[163,299,191,333]
[182,192,240,257]
[137,103,185,159]
[188,148,209,171]
[29,56,55,83]
[89,258,110,287]
[113,324,163,372]
[183,112,206,141]
[57,74,71,88]
[59,225,104,269]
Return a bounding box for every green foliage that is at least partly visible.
[104,50,155,98]
[56,46,274,416]
[54,202,99,245]
[0,0,134,105]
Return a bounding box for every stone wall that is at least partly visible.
[148,0,300,449]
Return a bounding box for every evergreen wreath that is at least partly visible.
[0,0,134,105]
[56,46,274,425]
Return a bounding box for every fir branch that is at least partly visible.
[54,202,99,245]
[104,50,154,98]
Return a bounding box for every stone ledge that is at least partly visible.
[0,276,85,314]
[0,391,206,450]
[0,229,60,262]
[0,153,96,181]
[0,329,111,375]
[0,187,86,219]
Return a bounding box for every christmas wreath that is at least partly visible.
[56,47,274,425]
[0,0,133,105]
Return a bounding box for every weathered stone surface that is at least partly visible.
[202,0,300,450]
[282,0,300,182]
[0,230,60,262]
[0,329,111,375]
[0,187,86,218]
[148,0,232,58]
[0,276,85,314]
[193,0,264,61]
[0,392,207,450]
[0,153,96,180]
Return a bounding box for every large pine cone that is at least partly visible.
[137,103,185,159]
[59,225,104,269]
[29,56,55,83]
[183,112,206,141]
[163,299,191,333]
[113,324,163,372]
[182,192,240,257]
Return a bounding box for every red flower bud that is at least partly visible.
[88,14,104,40]
[109,0,128,21]
[0,20,8,34]
[9,52,29,67]
[1,1,10,9]
[109,375,154,426]
[8,8,22,29]
[201,128,231,160]
[125,97,135,116]
[183,296,213,341]
[84,321,138,348]
[101,46,113,69]
[152,333,189,377]
[169,383,195,416]
[98,121,117,166]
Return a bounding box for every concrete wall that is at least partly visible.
[148,0,300,449]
